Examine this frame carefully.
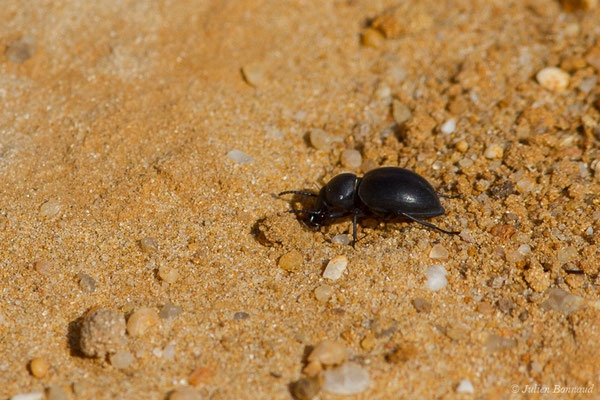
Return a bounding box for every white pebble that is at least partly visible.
[340,149,362,169]
[484,144,504,159]
[226,150,253,164]
[39,199,61,217]
[331,234,351,246]
[536,67,570,91]
[310,129,340,151]
[517,244,531,255]
[425,265,448,291]
[323,255,348,280]
[10,393,44,400]
[578,75,597,93]
[109,350,134,369]
[322,362,370,395]
[456,379,474,394]
[440,118,456,134]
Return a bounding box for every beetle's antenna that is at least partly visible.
[399,212,460,235]
[279,190,317,197]
[436,191,460,199]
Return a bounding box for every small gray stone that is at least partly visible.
[159,303,182,320]
[5,36,36,63]
[233,311,250,320]
[412,297,431,313]
[77,273,96,293]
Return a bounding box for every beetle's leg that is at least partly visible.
[286,209,320,215]
[352,211,359,248]
[399,212,460,234]
[279,190,317,197]
[436,191,460,199]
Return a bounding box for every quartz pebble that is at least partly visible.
[139,236,158,253]
[308,340,348,366]
[429,244,448,259]
[109,349,134,369]
[158,265,180,283]
[226,150,253,164]
[484,144,504,159]
[485,334,517,352]
[392,100,412,124]
[290,376,321,400]
[39,199,61,217]
[10,393,44,400]
[558,246,578,264]
[536,67,570,91]
[241,63,266,86]
[331,234,350,246]
[578,75,598,93]
[541,288,584,314]
[340,149,362,169]
[278,250,303,272]
[412,297,431,313]
[46,385,68,400]
[425,265,448,291]
[455,140,469,152]
[80,308,126,358]
[440,118,456,134]
[309,129,338,151]
[168,387,201,400]
[127,308,159,337]
[34,260,53,275]
[323,255,348,280]
[159,303,182,320]
[29,357,49,378]
[314,284,333,303]
[456,379,474,394]
[233,311,250,320]
[321,362,370,395]
[77,273,96,292]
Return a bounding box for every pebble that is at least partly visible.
[241,63,266,86]
[456,379,474,394]
[578,75,597,93]
[289,376,321,400]
[497,298,514,314]
[233,311,250,320]
[541,288,584,314]
[536,67,570,91]
[374,85,392,100]
[10,393,44,400]
[440,118,456,134]
[158,265,180,283]
[188,365,213,387]
[516,177,536,193]
[39,199,61,217]
[412,297,431,313]
[558,246,578,264]
[302,360,322,377]
[5,36,36,63]
[79,308,126,358]
[34,260,53,275]
[425,265,448,291]
[309,128,338,151]
[308,340,348,366]
[29,357,49,378]
[455,140,469,152]
[168,387,201,400]
[139,236,158,253]
[314,284,333,303]
[360,332,376,350]
[385,344,417,364]
[321,362,370,395]
[484,143,504,159]
[331,234,350,246]
[109,349,134,369]
[77,273,96,292]
[560,0,597,11]
[278,250,303,272]
[159,303,182,320]
[340,149,362,169]
[429,244,448,259]
[323,255,348,280]
[477,301,494,314]
[361,28,385,48]
[392,100,412,124]
[127,307,160,337]
[46,385,68,400]
[226,149,253,164]
[484,334,517,352]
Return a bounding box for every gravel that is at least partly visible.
[323,255,348,280]
[109,349,134,369]
[308,340,348,366]
[127,308,160,337]
[226,150,253,164]
[321,362,370,395]
[79,308,126,358]
[425,265,448,291]
[536,67,570,91]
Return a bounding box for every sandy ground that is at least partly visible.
[1,0,600,399]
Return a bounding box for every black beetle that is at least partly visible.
[279,166,459,246]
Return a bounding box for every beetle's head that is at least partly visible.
[304,173,358,228]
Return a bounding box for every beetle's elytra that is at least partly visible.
[279,166,459,246]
